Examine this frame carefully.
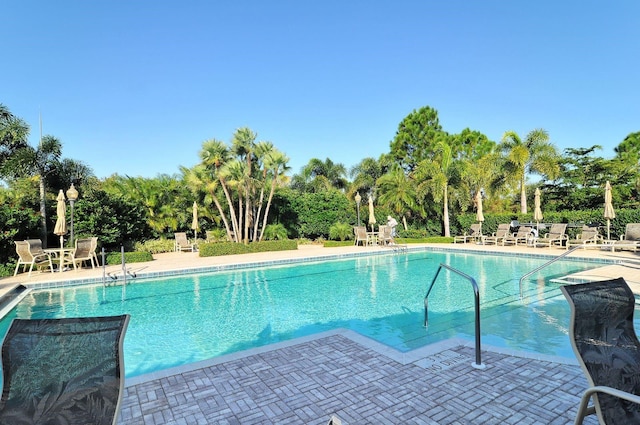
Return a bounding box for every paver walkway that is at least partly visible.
[118,333,597,424]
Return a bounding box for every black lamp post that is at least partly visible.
[355,191,362,227]
[66,183,79,245]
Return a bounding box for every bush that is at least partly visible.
[262,223,288,240]
[329,222,352,241]
[199,240,298,257]
[134,238,175,254]
[105,251,153,265]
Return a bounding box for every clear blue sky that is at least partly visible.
[3,1,639,179]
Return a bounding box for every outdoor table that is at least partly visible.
[366,232,378,246]
[44,247,74,272]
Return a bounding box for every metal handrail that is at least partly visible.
[425,263,484,369]
[518,245,581,298]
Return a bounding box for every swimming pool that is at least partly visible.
[0,251,616,378]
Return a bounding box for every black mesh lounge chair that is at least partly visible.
[0,315,130,425]
[561,278,640,425]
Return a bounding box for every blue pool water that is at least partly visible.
[0,251,614,377]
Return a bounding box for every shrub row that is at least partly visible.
[105,251,153,265]
[198,240,298,257]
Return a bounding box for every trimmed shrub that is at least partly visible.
[105,251,153,265]
[134,238,175,254]
[199,240,297,257]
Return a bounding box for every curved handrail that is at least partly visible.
[519,245,581,299]
[425,263,484,369]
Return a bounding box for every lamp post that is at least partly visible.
[355,192,362,227]
[66,183,79,245]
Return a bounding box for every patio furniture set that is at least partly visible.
[13,237,99,277]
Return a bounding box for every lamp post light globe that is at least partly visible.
[66,183,79,245]
[355,192,362,227]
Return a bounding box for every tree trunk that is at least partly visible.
[443,185,450,237]
[218,176,239,242]
[520,173,527,214]
[259,171,278,242]
[39,177,48,247]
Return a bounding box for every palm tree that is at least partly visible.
[413,137,458,237]
[258,149,290,241]
[0,104,30,177]
[293,158,347,192]
[500,129,560,213]
[376,165,416,231]
[232,128,257,243]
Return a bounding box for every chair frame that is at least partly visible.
[567,226,604,249]
[13,239,54,276]
[561,278,640,425]
[69,237,98,270]
[611,223,640,252]
[174,232,196,252]
[483,223,511,245]
[453,223,483,244]
[502,226,532,246]
[354,226,367,246]
[534,223,568,249]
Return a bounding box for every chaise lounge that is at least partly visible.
[0,315,130,425]
[483,223,510,245]
[561,278,640,425]
[534,223,568,249]
[453,223,483,244]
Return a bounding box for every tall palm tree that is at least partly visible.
[232,128,257,243]
[500,129,560,213]
[258,149,290,241]
[200,139,239,241]
[7,135,62,245]
[413,137,458,237]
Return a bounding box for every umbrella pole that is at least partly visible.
[607,219,611,241]
[59,235,64,273]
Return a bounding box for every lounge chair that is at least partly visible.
[534,223,568,249]
[567,226,603,249]
[13,239,54,276]
[0,315,130,425]
[502,226,532,246]
[609,223,640,252]
[483,223,511,245]
[560,278,640,425]
[354,226,367,246]
[174,232,196,252]
[453,223,483,244]
[69,237,98,270]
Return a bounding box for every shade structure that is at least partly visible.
[604,181,615,240]
[533,188,543,230]
[191,201,199,240]
[368,197,376,232]
[475,190,484,223]
[53,190,67,272]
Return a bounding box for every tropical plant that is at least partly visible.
[499,129,560,213]
[328,222,352,241]
[262,223,288,240]
[290,158,348,192]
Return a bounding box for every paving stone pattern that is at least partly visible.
[118,335,599,424]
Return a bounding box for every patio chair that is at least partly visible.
[567,226,603,249]
[453,223,483,244]
[13,240,54,277]
[174,232,196,252]
[354,226,367,246]
[502,226,532,246]
[610,223,640,252]
[560,278,640,425]
[534,223,568,249]
[0,315,130,425]
[69,237,98,270]
[379,224,395,245]
[483,223,511,245]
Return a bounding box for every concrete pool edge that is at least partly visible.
[124,328,578,388]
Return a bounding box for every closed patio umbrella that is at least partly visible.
[191,201,199,240]
[604,181,615,240]
[368,197,376,232]
[53,190,67,272]
[475,190,484,223]
[533,188,543,231]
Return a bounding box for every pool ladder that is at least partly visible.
[425,263,485,369]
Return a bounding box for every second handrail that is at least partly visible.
[519,245,581,298]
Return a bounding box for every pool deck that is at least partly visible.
[3,243,639,424]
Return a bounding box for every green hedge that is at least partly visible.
[199,240,298,257]
[105,251,153,265]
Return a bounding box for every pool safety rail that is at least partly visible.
[425,263,485,369]
[518,245,581,299]
[102,246,138,286]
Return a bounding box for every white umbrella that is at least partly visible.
[368,197,376,232]
[191,201,199,240]
[53,190,67,272]
[475,190,484,223]
[604,181,615,240]
[533,188,543,231]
